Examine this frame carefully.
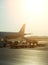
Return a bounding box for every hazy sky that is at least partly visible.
[0,0,48,36]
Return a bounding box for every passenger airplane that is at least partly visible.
[0,24,27,41]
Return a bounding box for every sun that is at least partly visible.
[24,0,44,15]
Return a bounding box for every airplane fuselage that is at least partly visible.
[25,36,48,42]
[0,32,24,39]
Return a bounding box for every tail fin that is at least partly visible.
[19,24,26,34]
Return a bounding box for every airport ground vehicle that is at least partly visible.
[9,40,38,48]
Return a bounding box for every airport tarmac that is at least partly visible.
[0,48,48,65]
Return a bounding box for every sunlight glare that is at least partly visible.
[24,0,44,15]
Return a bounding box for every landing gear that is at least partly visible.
[28,40,38,48]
